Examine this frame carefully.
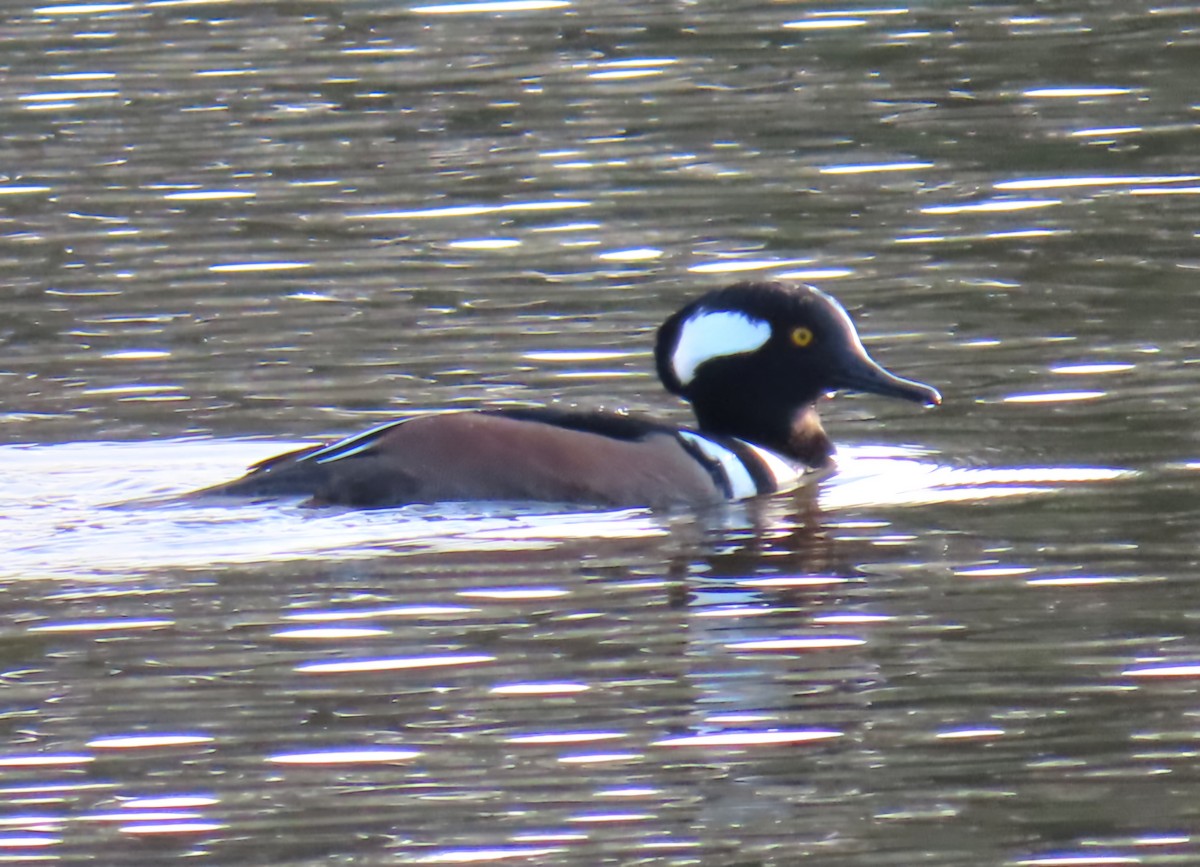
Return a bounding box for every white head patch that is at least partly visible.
[670,310,771,387]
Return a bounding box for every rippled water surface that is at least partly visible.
[3,1,1199,865]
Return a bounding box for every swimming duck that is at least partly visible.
[191,281,940,508]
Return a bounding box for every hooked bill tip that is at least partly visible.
[833,362,941,407]
[893,381,941,408]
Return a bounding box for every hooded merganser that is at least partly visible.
[190,281,940,509]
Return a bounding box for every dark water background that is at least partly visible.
[2,1,1199,864]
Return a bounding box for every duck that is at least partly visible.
[188,281,940,509]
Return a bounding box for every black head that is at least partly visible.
[654,281,940,463]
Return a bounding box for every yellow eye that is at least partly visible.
[790,326,814,347]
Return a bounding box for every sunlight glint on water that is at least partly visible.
[0,440,1129,579]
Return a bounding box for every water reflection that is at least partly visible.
[412,1,570,14]
[0,439,1130,582]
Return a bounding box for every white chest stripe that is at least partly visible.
[738,440,806,494]
[677,431,760,500]
[671,310,771,386]
[678,432,809,500]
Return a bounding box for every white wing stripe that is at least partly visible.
[296,418,411,465]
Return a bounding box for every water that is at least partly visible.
[2,1,1198,864]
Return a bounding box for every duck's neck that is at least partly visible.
[784,405,835,468]
[693,402,834,469]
